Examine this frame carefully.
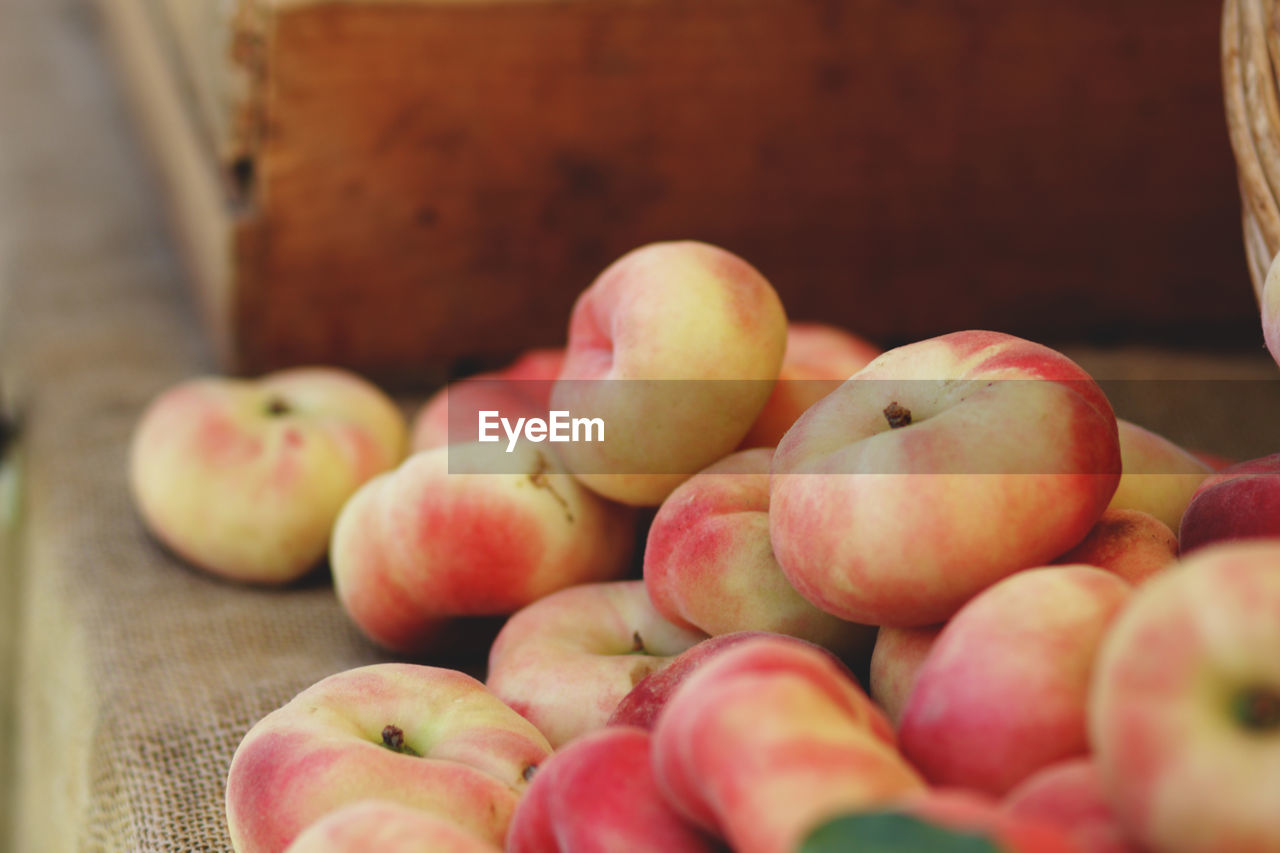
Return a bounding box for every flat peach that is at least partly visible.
[550,241,787,505]
[1003,758,1137,853]
[487,581,706,747]
[1089,542,1280,853]
[898,566,1131,795]
[644,447,874,655]
[129,367,407,584]
[1178,453,1280,553]
[1108,418,1211,532]
[652,637,922,853]
[739,322,880,449]
[1052,507,1177,586]
[507,727,717,852]
[868,624,941,727]
[331,444,634,653]
[226,664,552,852]
[771,330,1121,626]
[608,631,838,730]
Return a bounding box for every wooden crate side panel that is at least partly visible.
[242,0,1249,382]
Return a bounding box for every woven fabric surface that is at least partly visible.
[0,0,395,849]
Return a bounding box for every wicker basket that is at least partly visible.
[1223,0,1280,299]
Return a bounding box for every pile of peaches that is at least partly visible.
[129,242,1280,853]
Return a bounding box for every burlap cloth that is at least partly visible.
[0,0,1278,851]
[0,1,399,849]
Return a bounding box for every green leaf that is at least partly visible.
[800,812,1004,853]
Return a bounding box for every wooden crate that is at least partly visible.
[99,0,1251,386]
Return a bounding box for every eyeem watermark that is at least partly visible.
[478,410,605,453]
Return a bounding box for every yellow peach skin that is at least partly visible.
[868,624,941,727]
[1107,418,1211,532]
[284,801,500,853]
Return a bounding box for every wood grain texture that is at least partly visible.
[109,0,1255,384]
